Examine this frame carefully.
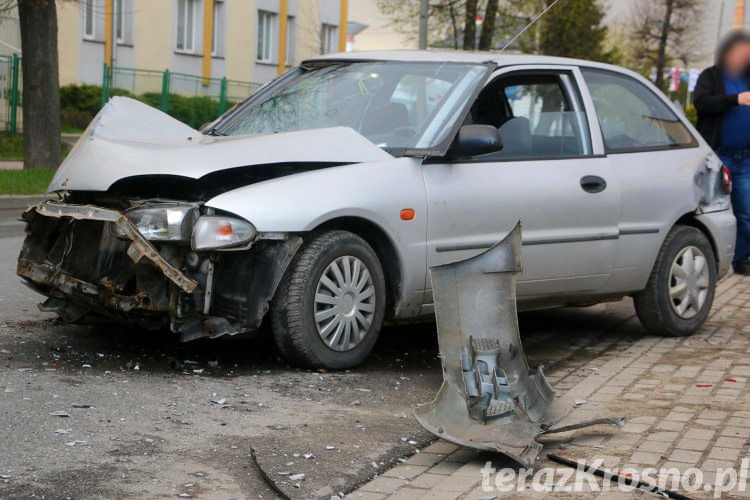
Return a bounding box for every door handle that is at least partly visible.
[580,175,607,194]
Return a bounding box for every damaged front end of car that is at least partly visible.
[18,198,301,341]
[15,96,396,341]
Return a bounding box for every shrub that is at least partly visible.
[60,109,93,131]
[139,92,220,129]
[60,84,133,115]
[59,84,134,131]
[58,84,225,131]
[685,105,697,126]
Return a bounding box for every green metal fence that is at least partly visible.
[1,53,21,133]
[2,60,258,134]
[102,64,260,119]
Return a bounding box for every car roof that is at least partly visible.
[303,50,633,76]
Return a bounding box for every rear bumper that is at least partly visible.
[695,209,736,279]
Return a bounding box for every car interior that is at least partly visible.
[464,73,588,160]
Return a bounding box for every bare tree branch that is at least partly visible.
[627,0,702,89]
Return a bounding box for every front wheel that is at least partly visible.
[634,225,716,337]
[270,230,387,369]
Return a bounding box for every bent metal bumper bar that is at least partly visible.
[414,223,556,468]
[20,201,198,294]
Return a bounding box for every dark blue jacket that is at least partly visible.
[694,65,750,150]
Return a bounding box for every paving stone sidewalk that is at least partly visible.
[347,274,750,499]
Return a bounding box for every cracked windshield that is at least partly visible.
[216,62,489,149]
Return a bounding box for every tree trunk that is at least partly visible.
[463,0,478,50]
[478,0,499,50]
[654,0,674,91]
[449,1,459,49]
[18,0,61,170]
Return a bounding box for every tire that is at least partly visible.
[270,230,387,369]
[634,225,717,337]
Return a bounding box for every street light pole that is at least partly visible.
[418,0,428,49]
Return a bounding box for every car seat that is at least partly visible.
[497,117,533,157]
[361,102,410,136]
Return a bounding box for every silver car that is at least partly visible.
[18,51,736,369]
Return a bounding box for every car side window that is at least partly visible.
[581,68,697,153]
[465,73,592,160]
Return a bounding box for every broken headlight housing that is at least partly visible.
[191,216,256,250]
[114,204,199,242]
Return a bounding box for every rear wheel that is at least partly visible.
[634,225,716,337]
[270,230,386,369]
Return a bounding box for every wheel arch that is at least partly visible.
[311,216,403,318]
[672,213,719,265]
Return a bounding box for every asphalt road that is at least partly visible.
[0,209,641,499]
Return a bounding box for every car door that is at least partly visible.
[421,65,621,309]
[579,67,707,294]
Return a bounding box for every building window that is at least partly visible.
[257,11,275,62]
[212,0,224,56]
[320,23,337,54]
[83,0,95,40]
[286,16,295,64]
[176,0,197,52]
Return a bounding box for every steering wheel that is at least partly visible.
[392,126,417,139]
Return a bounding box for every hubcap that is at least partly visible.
[314,256,376,352]
[668,246,710,319]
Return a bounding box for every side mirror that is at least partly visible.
[447,125,503,159]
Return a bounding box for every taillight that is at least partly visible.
[721,165,732,194]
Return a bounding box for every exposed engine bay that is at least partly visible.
[18,196,301,341]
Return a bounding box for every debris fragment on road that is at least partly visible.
[414,224,625,468]
[414,225,556,468]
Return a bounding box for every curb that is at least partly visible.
[0,195,44,210]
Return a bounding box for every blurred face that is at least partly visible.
[723,40,750,75]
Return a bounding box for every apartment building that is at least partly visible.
[4,0,749,89]
[56,0,348,87]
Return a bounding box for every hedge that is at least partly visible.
[59,84,232,131]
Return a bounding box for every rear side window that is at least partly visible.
[581,68,696,153]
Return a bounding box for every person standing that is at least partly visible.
[695,30,750,275]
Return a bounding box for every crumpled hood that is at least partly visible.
[49,96,393,193]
